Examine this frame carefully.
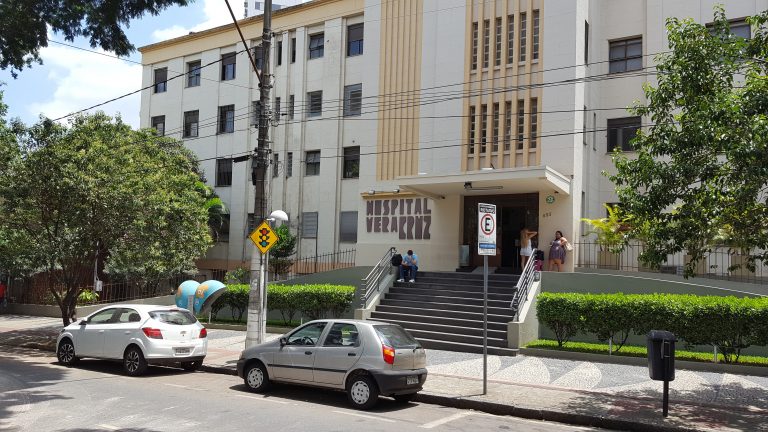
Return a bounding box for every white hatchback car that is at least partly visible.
[56,304,207,376]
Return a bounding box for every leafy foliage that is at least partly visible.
[0,0,190,77]
[269,224,297,278]
[0,112,212,325]
[76,290,99,305]
[224,267,250,285]
[609,8,768,277]
[537,292,768,362]
[580,204,630,252]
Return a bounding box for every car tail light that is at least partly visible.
[142,327,163,339]
[382,344,395,365]
[199,328,207,338]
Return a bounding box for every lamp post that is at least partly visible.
[246,209,289,349]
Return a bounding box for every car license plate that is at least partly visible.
[174,347,190,355]
[406,375,418,385]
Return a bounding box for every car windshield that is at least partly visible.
[374,325,420,349]
[149,310,197,325]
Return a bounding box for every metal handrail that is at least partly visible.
[360,247,396,309]
[510,249,538,320]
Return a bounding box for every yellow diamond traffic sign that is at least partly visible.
[249,221,280,254]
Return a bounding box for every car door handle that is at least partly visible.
[99,330,105,333]
[347,353,356,357]
[124,331,131,335]
[305,351,313,355]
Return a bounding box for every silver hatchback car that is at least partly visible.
[236,319,427,409]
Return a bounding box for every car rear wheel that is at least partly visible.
[346,374,379,410]
[57,338,78,365]
[393,393,417,403]
[123,346,148,376]
[181,361,202,371]
[244,362,271,393]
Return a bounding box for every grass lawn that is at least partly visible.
[525,339,768,367]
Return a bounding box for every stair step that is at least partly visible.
[375,318,508,339]
[388,287,515,301]
[384,293,511,307]
[378,299,514,316]
[418,338,519,356]
[374,305,514,322]
[419,271,521,282]
[370,312,509,332]
[393,282,517,293]
[406,329,508,347]
[407,278,518,288]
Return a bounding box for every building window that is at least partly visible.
[183,110,199,138]
[253,45,264,71]
[482,19,490,68]
[307,91,322,117]
[301,212,318,238]
[532,10,540,60]
[286,152,293,177]
[339,211,358,242]
[584,21,590,64]
[729,20,751,39]
[277,41,283,66]
[507,15,514,64]
[343,84,362,117]
[221,52,236,80]
[187,61,201,87]
[305,150,320,176]
[151,115,165,136]
[309,33,324,59]
[272,153,279,177]
[492,103,499,152]
[609,37,642,73]
[275,97,281,119]
[291,37,297,63]
[347,23,364,56]
[519,12,527,62]
[495,18,502,67]
[471,22,478,70]
[288,95,295,120]
[252,101,260,126]
[607,117,641,152]
[480,104,488,154]
[154,68,167,93]
[216,158,233,186]
[218,214,231,242]
[218,104,235,133]
[468,105,476,154]
[516,99,525,150]
[504,101,512,151]
[529,98,538,149]
[343,146,360,179]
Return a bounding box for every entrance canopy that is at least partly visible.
[397,166,571,200]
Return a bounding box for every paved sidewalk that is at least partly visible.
[2,315,767,432]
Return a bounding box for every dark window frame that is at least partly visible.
[154,68,168,93]
[343,84,362,117]
[183,110,199,138]
[347,23,364,56]
[305,150,320,176]
[339,211,358,243]
[609,37,642,73]
[187,61,201,87]
[277,40,283,65]
[307,91,322,118]
[308,33,325,59]
[607,116,641,152]
[221,52,237,80]
[301,212,318,238]
[216,158,233,187]
[218,104,235,134]
[342,146,360,179]
[286,152,293,177]
[151,115,165,136]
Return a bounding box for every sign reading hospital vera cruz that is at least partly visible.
[477,203,497,256]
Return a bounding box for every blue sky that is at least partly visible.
[0,0,241,128]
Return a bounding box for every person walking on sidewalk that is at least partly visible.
[398,249,419,283]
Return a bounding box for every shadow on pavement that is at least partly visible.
[62,359,196,378]
[228,383,418,413]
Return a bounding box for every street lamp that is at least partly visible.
[246,209,289,349]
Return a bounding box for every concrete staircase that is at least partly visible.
[370,271,520,356]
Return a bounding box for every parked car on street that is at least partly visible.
[237,319,427,410]
[56,304,207,376]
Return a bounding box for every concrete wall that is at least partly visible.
[6,295,176,319]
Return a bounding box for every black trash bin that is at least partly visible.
[647,330,676,381]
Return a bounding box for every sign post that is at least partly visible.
[477,203,496,396]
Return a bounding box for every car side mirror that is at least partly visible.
[79,320,87,325]
[279,337,288,347]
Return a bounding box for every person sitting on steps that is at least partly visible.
[398,249,419,283]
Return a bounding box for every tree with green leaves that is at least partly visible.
[610,8,768,277]
[0,112,212,325]
[269,224,297,279]
[0,0,190,77]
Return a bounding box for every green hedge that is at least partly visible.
[536,292,768,363]
[211,284,355,325]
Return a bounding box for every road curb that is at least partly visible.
[413,393,701,432]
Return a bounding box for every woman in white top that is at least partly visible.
[519,227,538,269]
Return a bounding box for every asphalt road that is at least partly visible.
[0,347,610,432]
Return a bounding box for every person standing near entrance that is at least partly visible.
[520,227,538,269]
[398,249,419,283]
[548,230,569,272]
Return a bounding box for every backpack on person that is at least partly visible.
[391,253,403,267]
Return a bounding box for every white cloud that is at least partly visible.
[152,0,239,42]
[28,44,142,128]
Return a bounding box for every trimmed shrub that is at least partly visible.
[536,293,768,362]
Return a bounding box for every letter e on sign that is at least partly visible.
[477,203,497,256]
